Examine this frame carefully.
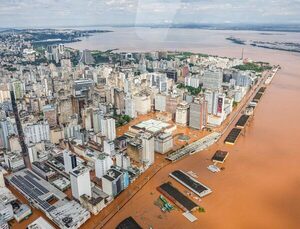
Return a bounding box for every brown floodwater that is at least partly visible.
[69,29,300,229]
[9,29,298,229]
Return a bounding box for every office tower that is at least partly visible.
[185,75,201,88]
[102,168,129,197]
[100,117,116,141]
[95,154,113,179]
[116,152,131,170]
[63,150,77,173]
[189,96,208,130]
[202,70,223,90]
[154,132,173,154]
[155,94,166,112]
[70,166,91,200]
[141,132,155,165]
[175,102,190,126]
[166,94,181,117]
[92,109,104,134]
[124,96,136,118]
[166,69,178,82]
[103,139,115,157]
[204,90,226,116]
[133,94,151,115]
[0,169,4,188]
[23,121,50,145]
[4,151,25,172]
[113,89,125,113]
[0,119,10,150]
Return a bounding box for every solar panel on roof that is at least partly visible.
[25,175,48,194]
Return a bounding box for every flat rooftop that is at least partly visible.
[258,87,266,94]
[27,217,55,229]
[170,170,212,197]
[157,182,198,212]
[236,115,250,128]
[224,128,242,145]
[70,165,90,177]
[132,119,173,134]
[211,150,229,163]
[6,169,66,213]
[116,217,142,229]
[253,92,263,102]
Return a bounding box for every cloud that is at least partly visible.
[0,0,299,27]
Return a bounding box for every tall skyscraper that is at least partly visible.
[95,154,113,179]
[70,166,91,200]
[100,117,116,141]
[189,96,208,130]
[202,70,223,90]
[63,150,77,173]
[176,102,190,126]
[141,132,155,165]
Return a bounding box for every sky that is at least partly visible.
[0,0,300,28]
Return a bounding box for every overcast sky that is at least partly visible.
[1,0,300,28]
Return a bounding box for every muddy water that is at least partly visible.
[75,34,300,229]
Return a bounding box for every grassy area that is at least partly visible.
[177,83,202,96]
[114,114,132,127]
[233,62,272,72]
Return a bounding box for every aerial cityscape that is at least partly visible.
[0,1,300,229]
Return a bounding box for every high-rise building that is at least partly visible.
[175,102,190,126]
[189,96,208,130]
[102,168,129,197]
[155,94,167,112]
[92,109,104,134]
[0,168,5,188]
[202,70,223,90]
[155,132,173,154]
[124,96,136,118]
[166,69,178,82]
[95,154,113,179]
[100,117,116,141]
[0,119,10,150]
[133,94,151,115]
[115,152,131,170]
[204,90,226,116]
[23,121,50,145]
[63,150,77,173]
[141,132,155,165]
[70,166,91,200]
[103,139,115,157]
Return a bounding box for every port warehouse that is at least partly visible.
[225,86,267,145]
[116,217,142,229]
[169,170,212,198]
[235,115,250,129]
[157,183,198,212]
[211,150,229,164]
[224,128,242,145]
